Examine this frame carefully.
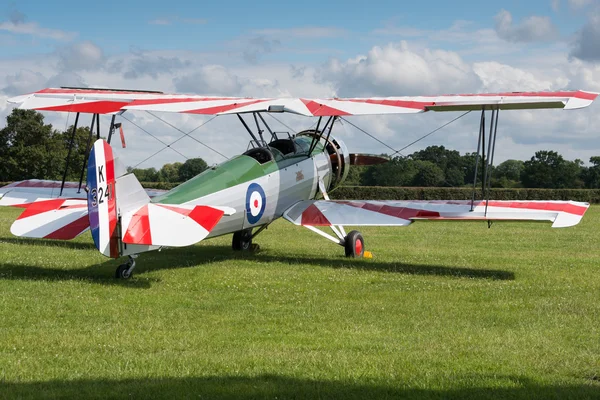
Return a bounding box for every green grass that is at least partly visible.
[0,206,598,399]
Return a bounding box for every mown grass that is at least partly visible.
[0,206,598,399]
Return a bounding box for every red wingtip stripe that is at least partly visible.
[482,201,588,216]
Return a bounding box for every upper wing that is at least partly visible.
[283,200,590,228]
[8,87,598,117]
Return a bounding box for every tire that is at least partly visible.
[344,230,364,258]
[115,264,132,279]
[232,229,252,251]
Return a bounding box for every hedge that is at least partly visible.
[141,183,600,203]
[2,181,599,203]
[329,186,600,203]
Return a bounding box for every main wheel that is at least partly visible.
[344,230,365,258]
[232,229,253,251]
[115,264,132,279]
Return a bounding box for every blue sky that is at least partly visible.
[1,0,591,59]
[0,0,599,168]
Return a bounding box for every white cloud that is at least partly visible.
[318,41,482,97]
[570,11,600,62]
[2,69,47,95]
[57,41,104,71]
[473,61,568,91]
[494,9,559,43]
[0,21,76,41]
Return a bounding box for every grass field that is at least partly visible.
[0,205,598,399]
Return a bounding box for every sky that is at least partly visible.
[0,0,599,169]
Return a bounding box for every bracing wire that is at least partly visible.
[266,113,298,134]
[120,113,189,164]
[339,117,403,156]
[393,110,472,156]
[146,112,227,159]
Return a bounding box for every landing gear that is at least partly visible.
[115,255,137,279]
[344,230,364,258]
[232,229,253,251]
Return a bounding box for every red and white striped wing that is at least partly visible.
[8,88,598,116]
[121,203,235,247]
[284,200,590,228]
[8,198,89,240]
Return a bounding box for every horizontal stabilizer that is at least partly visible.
[9,199,89,239]
[284,200,589,228]
[121,203,235,246]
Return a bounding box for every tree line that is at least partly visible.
[1,109,598,189]
[0,109,208,183]
[345,145,599,189]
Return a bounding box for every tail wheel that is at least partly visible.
[232,229,252,251]
[345,230,364,258]
[115,264,132,279]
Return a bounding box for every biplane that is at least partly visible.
[0,87,597,278]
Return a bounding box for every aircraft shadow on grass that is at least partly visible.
[0,240,514,288]
[1,374,598,399]
[134,244,515,281]
[0,237,97,251]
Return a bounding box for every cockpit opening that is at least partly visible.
[243,147,274,164]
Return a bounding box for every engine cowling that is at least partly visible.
[296,130,350,191]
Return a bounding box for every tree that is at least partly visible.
[411,145,464,186]
[344,165,367,186]
[521,150,584,188]
[411,160,445,186]
[178,158,208,181]
[362,157,417,186]
[129,167,159,182]
[582,156,600,188]
[493,159,524,187]
[0,109,64,181]
[159,162,183,182]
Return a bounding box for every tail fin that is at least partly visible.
[87,139,120,258]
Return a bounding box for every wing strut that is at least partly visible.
[470,108,500,218]
[60,112,80,197]
[77,113,99,193]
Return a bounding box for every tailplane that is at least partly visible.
[86,139,234,258]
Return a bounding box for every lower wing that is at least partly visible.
[283,200,589,228]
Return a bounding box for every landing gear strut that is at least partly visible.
[344,230,365,258]
[232,229,253,251]
[115,255,137,279]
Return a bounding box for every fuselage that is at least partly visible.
[151,135,335,238]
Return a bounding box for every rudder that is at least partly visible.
[87,139,120,258]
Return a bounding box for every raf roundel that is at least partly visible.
[246,183,266,224]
